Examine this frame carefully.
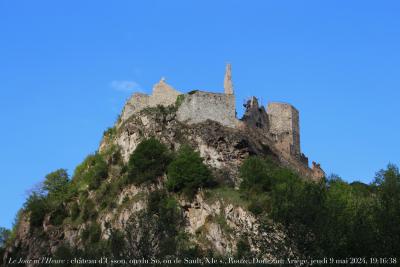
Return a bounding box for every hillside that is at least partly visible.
[2,103,301,265]
[1,79,400,266]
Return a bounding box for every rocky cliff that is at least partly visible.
[2,104,306,266]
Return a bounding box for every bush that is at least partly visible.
[146,190,182,256]
[81,199,97,221]
[88,155,108,190]
[167,145,214,197]
[127,138,172,184]
[49,205,68,226]
[98,182,119,210]
[73,153,108,190]
[239,156,275,192]
[81,223,101,244]
[24,193,49,228]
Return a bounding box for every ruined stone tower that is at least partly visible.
[267,103,301,159]
[224,63,234,95]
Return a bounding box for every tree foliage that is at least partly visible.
[166,145,214,197]
[73,153,108,190]
[239,156,400,259]
[127,138,172,184]
[24,193,49,227]
[373,164,400,257]
[239,156,277,192]
[43,169,69,195]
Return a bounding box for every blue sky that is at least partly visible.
[0,0,399,229]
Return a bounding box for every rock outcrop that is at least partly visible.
[3,105,302,266]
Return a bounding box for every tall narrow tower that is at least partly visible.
[224,63,234,95]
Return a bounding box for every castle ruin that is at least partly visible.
[120,64,324,180]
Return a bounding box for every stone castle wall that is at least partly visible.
[120,79,181,122]
[150,79,181,107]
[267,102,301,159]
[176,91,237,128]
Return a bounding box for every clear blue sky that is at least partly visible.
[1,0,399,229]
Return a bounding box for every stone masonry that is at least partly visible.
[224,63,234,95]
[120,78,181,122]
[176,91,237,128]
[267,103,300,159]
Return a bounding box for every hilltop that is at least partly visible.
[1,65,399,266]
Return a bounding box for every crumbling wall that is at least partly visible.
[242,97,269,133]
[176,91,238,128]
[267,102,301,159]
[120,79,181,123]
[149,79,181,107]
[312,162,325,181]
[120,93,150,122]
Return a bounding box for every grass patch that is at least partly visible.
[204,186,249,207]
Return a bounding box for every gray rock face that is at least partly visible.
[113,107,274,186]
[180,193,297,258]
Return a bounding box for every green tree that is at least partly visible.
[317,176,381,258]
[239,156,275,192]
[73,153,108,190]
[43,169,69,195]
[86,154,108,190]
[147,190,182,256]
[167,145,213,197]
[373,164,400,257]
[127,138,172,184]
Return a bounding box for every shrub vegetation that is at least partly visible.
[73,153,108,190]
[167,145,214,197]
[127,138,172,184]
[239,156,400,259]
